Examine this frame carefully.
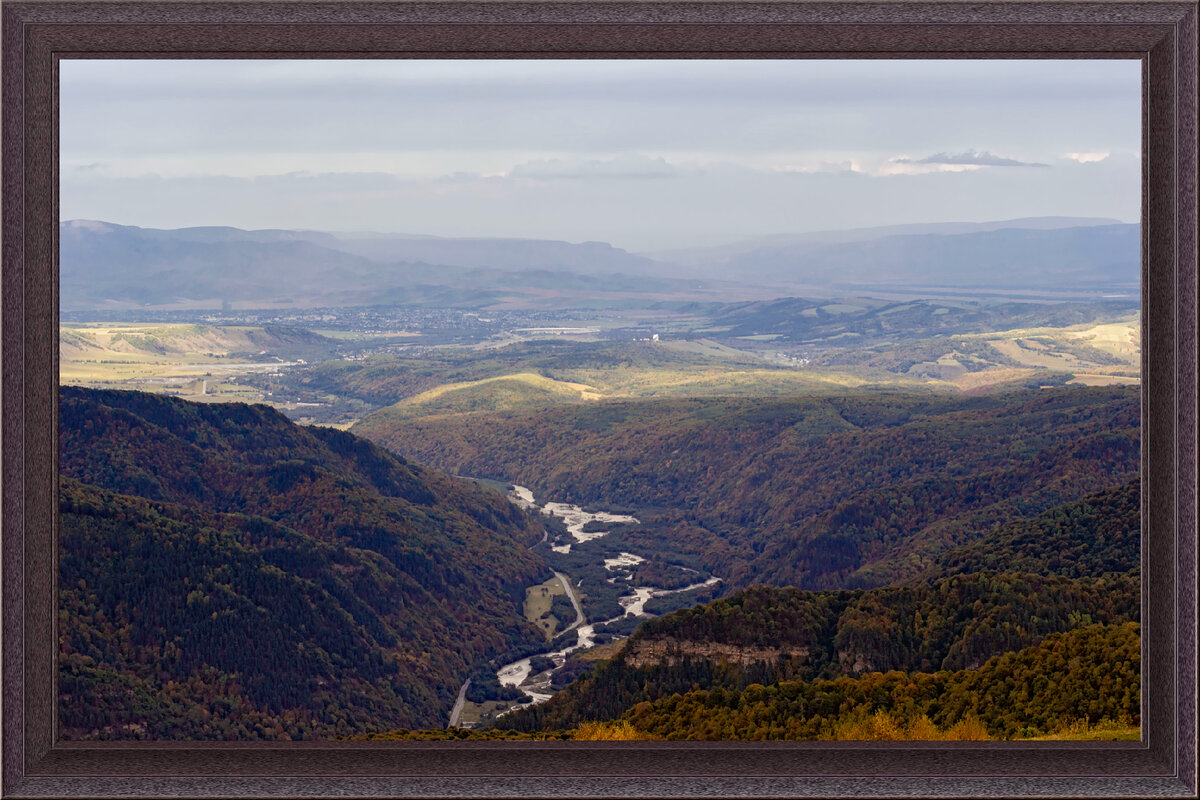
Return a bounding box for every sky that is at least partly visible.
[60,59,1141,252]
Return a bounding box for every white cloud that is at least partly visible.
[507,154,679,181]
[874,159,986,177]
[892,149,1048,168]
[768,159,862,175]
[57,59,1141,248]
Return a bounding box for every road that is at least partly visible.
[554,570,585,634]
[447,678,471,728]
[446,487,584,728]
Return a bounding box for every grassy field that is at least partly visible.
[62,323,317,377]
[454,699,516,729]
[59,322,343,407]
[523,575,568,640]
[356,314,1141,425]
[382,373,603,420]
[60,324,233,382]
[552,363,881,398]
[970,316,1140,379]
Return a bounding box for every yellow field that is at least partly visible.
[950,368,1047,392]
[60,323,293,382]
[556,366,883,398]
[57,322,331,410]
[944,314,1142,389]
[985,339,1089,371]
[403,372,602,405]
[1065,319,1141,359]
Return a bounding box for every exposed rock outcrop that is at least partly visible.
[625,637,809,668]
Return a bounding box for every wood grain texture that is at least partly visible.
[3,1,1196,797]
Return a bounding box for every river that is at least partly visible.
[451,484,720,725]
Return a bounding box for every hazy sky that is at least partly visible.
[60,59,1140,252]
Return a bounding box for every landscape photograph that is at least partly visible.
[57,58,1142,742]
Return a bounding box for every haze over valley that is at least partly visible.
[60,216,1139,426]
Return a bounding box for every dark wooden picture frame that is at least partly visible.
[3,1,1196,797]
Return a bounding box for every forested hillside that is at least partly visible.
[928,480,1139,579]
[59,387,551,739]
[497,570,1138,733]
[617,623,1139,740]
[355,386,1139,590]
[493,482,1139,740]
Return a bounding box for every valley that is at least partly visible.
[450,484,722,728]
[56,216,1143,742]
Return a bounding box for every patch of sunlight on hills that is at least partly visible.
[377,372,602,419]
[61,324,278,381]
[63,323,283,359]
[59,324,335,406]
[1064,318,1141,359]
[375,364,950,423]
[966,316,1139,369]
[559,367,884,398]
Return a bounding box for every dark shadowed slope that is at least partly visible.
[59,387,551,739]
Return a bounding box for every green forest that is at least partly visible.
[496,569,1138,734]
[363,624,1138,742]
[59,387,552,738]
[482,472,1140,741]
[354,386,1139,590]
[614,623,1140,741]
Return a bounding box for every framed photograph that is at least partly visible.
[3,1,1196,797]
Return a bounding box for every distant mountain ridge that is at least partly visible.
[653,222,1139,288]
[59,220,677,311]
[328,234,665,275]
[60,220,380,310]
[61,218,341,246]
[60,216,1140,311]
[646,216,1126,266]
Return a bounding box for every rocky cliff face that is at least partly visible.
[624,637,810,668]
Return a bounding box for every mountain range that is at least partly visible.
[646,216,1126,267]
[60,217,1139,311]
[59,220,681,311]
[654,223,1139,288]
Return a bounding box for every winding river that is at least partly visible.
[448,484,720,726]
